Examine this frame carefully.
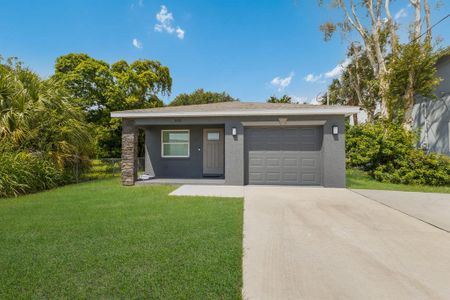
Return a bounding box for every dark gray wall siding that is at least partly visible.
[145,125,224,178]
[322,115,346,188]
[225,121,245,185]
[142,114,346,187]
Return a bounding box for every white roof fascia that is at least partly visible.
[111,107,360,118]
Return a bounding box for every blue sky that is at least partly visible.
[0,0,448,104]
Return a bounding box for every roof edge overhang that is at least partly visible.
[111,107,361,119]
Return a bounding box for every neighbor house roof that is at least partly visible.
[111,101,360,118]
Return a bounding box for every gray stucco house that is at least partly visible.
[111,102,359,188]
[413,53,450,155]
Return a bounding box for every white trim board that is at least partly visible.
[112,108,360,118]
[242,120,327,126]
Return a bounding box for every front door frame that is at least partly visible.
[203,128,225,176]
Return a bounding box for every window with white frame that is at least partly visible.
[161,130,190,158]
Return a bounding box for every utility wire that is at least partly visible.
[410,13,449,43]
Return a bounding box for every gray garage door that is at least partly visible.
[245,127,323,185]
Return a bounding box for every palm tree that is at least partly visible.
[0,58,93,167]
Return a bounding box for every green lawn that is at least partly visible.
[347,168,450,193]
[0,179,243,299]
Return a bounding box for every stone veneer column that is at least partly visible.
[121,119,138,186]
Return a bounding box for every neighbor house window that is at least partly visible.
[161,130,190,158]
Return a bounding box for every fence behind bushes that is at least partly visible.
[0,156,145,198]
[72,157,145,183]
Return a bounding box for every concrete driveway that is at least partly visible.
[243,186,450,300]
[353,189,450,232]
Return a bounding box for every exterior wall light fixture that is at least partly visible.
[332,125,339,135]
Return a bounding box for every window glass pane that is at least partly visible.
[207,132,220,141]
[163,131,189,143]
[163,143,189,156]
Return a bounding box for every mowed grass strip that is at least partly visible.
[0,179,243,299]
[347,168,450,194]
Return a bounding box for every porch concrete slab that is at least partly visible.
[136,178,225,185]
[169,185,244,198]
[353,189,450,232]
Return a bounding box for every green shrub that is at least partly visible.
[373,150,450,186]
[0,151,65,197]
[346,121,450,186]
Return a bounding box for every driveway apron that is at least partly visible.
[243,186,450,300]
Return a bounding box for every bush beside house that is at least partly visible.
[346,121,450,186]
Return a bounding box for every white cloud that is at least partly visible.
[395,8,407,20]
[132,38,143,49]
[290,95,308,104]
[130,0,144,9]
[308,97,320,105]
[304,73,322,82]
[289,95,321,105]
[303,58,351,85]
[154,5,185,39]
[176,27,185,39]
[304,58,351,83]
[156,5,173,28]
[270,72,294,91]
[324,58,351,78]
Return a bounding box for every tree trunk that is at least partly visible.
[404,69,415,128]
[423,0,431,44]
[384,0,398,54]
[366,110,374,123]
[366,0,389,118]
[379,76,389,118]
[339,0,379,73]
[410,0,422,39]
[404,0,422,127]
[353,113,359,125]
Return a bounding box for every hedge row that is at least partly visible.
[0,151,67,198]
[346,121,450,186]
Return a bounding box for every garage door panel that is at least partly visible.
[266,158,281,167]
[248,172,265,183]
[301,158,317,168]
[248,153,266,166]
[301,173,319,185]
[266,172,282,182]
[246,127,322,185]
[283,172,299,182]
[283,160,300,168]
[282,158,298,162]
